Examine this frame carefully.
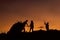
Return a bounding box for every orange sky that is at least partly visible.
[0,0,60,33]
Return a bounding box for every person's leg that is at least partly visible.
[29,28,31,32]
[32,28,33,32]
[24,28,25,32]
[47,27,49,31]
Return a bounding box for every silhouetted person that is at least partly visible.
[7,20,28,34]
[7,21,22,34]
[22,20,28,32]
[29,20,34,32]
[44,22,49,31]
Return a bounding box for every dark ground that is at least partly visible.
[0,30,60,40]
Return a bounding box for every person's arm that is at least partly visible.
[27,24,29,27]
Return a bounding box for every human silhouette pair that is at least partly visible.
[7,20,34,34]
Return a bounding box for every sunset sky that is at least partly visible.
[0,0,60,33]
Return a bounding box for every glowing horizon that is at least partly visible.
[0,0,60,33]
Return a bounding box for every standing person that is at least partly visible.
[29,20,34,32]
[44,21,49,31]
